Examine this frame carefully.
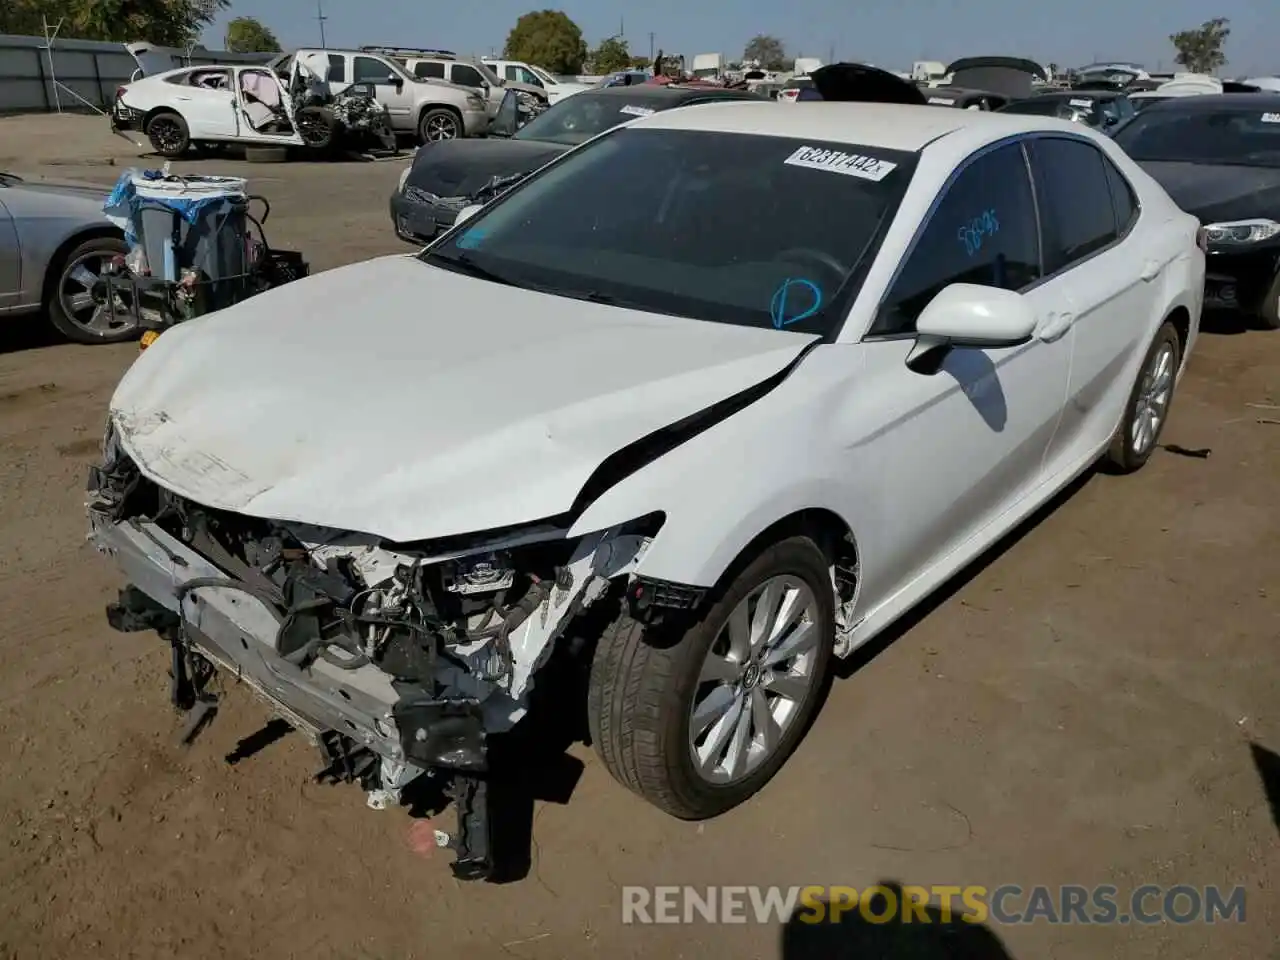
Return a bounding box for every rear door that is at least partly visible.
[1025,136,1163,471]
[171,69,237,138]
[0,195,20,309]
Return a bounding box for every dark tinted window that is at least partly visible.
[424,128,915,336]
[873,142,1040,335]
[325,55,346,83]
[504,65,520,82]
[1112,108,1280,166]
[414,61,445,79]
[452,65,485,88]
[514,92,677,146]
[1028,137,1118,271]
[353,56,395,83]
[1103,159,1138,233]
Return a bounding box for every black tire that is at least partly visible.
[1256,272,1280,329]
[45,235,138,345]
[295,105,337,153]
[1103,320,1183,473]
[587,536,835,819]
[244,145,289,163]
[418,107,461,144]
[146,110,190,158]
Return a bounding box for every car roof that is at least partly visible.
[588,85,763,103]
[632,101,1060,151]
[1139,92,1280,113]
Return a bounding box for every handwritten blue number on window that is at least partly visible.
[456,228,485,250]
[957,208,1000,257]
[771,278,823,330]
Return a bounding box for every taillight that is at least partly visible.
[115,86,127,101]
[1195,227,1208,252]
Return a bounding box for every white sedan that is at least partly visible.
[89,102,1203,856]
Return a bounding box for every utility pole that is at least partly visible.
[316,0,328,48]
[620,16,625,38]
[649,32,655,61]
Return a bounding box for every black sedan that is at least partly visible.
[998,90,1135,132]
[390,84,763,244]
[1112,93,1280,328]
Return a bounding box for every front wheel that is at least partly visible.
[1256,272,1280,329]
[1103,320,1182,473]
[418,107,460,143]
[587,537,835,819]
[45,235,138,344]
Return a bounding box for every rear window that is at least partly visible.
[1112,108,1280,166]
[422,128,916,337]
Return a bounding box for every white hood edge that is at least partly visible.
[110,255,816,543]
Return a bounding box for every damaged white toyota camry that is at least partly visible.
[89,101,1204,878]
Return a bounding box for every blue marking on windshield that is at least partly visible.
[771,278,823,329]
[958,209,1000,256]
[456,228,486,250]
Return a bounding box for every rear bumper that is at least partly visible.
[110,98,144,133]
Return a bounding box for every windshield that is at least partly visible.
[421,127,915,336]
[1113,108,1280,165]
[530,65,558,86]
[514,91,674,145]
[1001,96,1105,124]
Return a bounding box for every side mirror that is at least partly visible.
[909,284,1036,372]
[489,88,519,137]
[454,204,483,226]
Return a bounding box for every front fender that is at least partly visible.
[569,344,876,588]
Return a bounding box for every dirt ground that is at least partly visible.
[0,114,1277,960]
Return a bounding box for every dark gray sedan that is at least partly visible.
[0,172,135,344]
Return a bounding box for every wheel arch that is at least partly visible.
[418,101,464,131]
[40,224,125,309]
[142,104,185,130]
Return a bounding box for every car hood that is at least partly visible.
[1137,161,1280,223]
[404,138,568,199]
[109,255,816,542]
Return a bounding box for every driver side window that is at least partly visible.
[353,56,394,84]
[872,141,1041,336]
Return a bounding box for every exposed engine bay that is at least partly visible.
[86,423,659,879]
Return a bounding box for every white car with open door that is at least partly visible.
[89,100,1203,877]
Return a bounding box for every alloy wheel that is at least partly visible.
[1130,340,1175,456]
[59,252,135,339]
[688,575,821,784]
[425,115,458,141]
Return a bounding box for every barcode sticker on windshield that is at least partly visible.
[1262,113,1280,123]
[783,145,897,181]
[619,104,655,117]
[1069,98,1093,107]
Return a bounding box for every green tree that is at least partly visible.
[1170,17,1230,74]
[743,34,786,71]
[591,36,632,74]
[504,9,588,75]
[0,0,228,46]
[224,15,279,52]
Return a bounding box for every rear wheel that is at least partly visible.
[146,111,189,157]
[45,236,138,344]
[587,537,835,819]
[418,107,460,144]
[1103,320,1182,473]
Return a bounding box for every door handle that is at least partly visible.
[1140,259,1163,282]
[1038,311,1075,342]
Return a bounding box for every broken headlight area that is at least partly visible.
[86,430,661,879]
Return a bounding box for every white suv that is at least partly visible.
[482,58,592,103]
[274,48,489,142]
[367,48,548,118]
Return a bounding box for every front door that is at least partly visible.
[235,68,295,142]
[353,55,413,125]
[850,140,1074,608]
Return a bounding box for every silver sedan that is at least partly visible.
[0,172,136,344]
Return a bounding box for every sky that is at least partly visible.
[207,0,1279,77]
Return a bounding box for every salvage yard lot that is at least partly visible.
[1,115,1277,959]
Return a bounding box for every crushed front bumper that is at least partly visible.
[89,512,487,773]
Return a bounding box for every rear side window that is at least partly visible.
[327,54,346,83]
[1027,137,1119,272]
[1103,160,1138,235]
[873,141,1041,335]
[452,65,485,88]
[414,61,445,79]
